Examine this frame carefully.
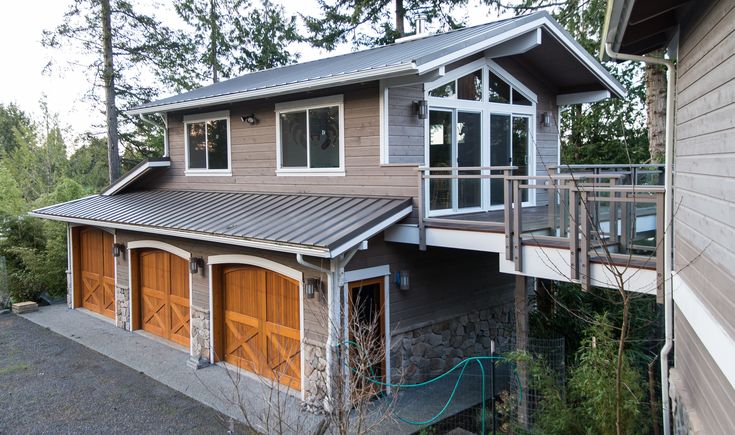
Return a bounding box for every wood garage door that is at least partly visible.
[79,227,115,319]
[221,266,301,390]
[139,249,190,347]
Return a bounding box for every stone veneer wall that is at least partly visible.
[391,300,515,383]
[189,306,211,368]
[669,368,704,435]
[302,340,328,412]
[115,284,130,330]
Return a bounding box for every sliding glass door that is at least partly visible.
[429,109,482,213]
[489,113,531,206]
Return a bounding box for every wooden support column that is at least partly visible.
[515,275,529,428]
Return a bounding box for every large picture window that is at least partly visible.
[183,111,231,175]
[276,95,344,175]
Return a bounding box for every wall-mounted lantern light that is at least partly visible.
[189,257,204,274]
[112,243,125,258]
[241,113,258,125]
[305,278,323,299]
[414,100,428,120]
[541,112,552,128]
[395,270,410,290]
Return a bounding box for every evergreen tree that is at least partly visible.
[0,103,35,157]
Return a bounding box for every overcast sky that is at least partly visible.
[0,0,510,148]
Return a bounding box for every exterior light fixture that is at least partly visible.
[414,100,428,120]
[395,270,410,290]
[241,113,258,125]
[189,257,204,274]
[305,278,322,299]
[112,243,125,258]
[542,112,552,127]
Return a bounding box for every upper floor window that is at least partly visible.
[183,111,231,175]
[428,62,534,107]
[275,95,345,176]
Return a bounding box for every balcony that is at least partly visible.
[387,164,666,298]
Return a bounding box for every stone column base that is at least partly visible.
[187,356,210,370]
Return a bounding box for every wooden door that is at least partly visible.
[348,278,386,395]
[221,265,301,390]
[79,227,115,319]
[139,249,190,347]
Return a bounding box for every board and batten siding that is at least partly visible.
[672,0,735,429]
[673,0,735,340]
[149,82,419,200]
[115,230,328,344]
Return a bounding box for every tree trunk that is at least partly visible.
[210,0,219,83]
[101,0,120,183]
[645,49,667,163]
[395,0,405,36]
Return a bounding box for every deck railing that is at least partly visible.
[417,165,666,298]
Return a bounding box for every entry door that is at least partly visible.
[221,266,301,390]
[429,109,483,213]
[490,114,530,206]
[79,227,115,319]
[348,278,386,395]
[139,249,190,347]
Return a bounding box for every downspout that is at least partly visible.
[297,246,360,410]
[605,43,675,435]
[138,113,169,157]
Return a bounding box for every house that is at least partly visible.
[604,0,735,433]
[32,11,655,411]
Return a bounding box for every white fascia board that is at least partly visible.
[28,213,332,258]
[328,205,413,258]
[127,63,417,116]
[416,16,626,99]
[557,90,612,106]
[484,28,542,58]
[101,160,171,196]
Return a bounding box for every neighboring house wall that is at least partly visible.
[672,0,735,432]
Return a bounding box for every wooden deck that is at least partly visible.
[424,205,551,233]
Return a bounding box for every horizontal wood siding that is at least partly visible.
[388,84,425,164]
[115,230,328,343]
[674,306,735,434]
[149,83,419,200]
[347,236,515,332]
[674,0,735,342]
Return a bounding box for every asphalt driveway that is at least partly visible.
[0,312,244,434]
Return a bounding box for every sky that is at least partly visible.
[0,0,510,149]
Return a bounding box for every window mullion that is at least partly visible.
[204,121,209,170]
[305,109,311,169]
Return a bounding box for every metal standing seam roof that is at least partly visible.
[30,190,413,257]
[129,11,624,114]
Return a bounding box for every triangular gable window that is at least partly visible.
[429,69,482,101]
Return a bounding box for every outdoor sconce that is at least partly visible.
[541,111,552,127]
[395,270,410,290]
[305,278,323,299]
[241,113,258,125]
[414,100,428,120]
[112,243,125,258]
[189,257,204,274]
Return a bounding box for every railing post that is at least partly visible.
[418,168,427,251]
[547,179,556,236]
[610,178,619,246]
[569,187,579,281]
[580,190,591,292]
[620,195,630,254]
[561,181,569,239]
[513,179,523,272]
[655,192,665,303]
[504,170,513,261]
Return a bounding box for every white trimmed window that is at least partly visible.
[183,110,231,175]
[275,95,345,176]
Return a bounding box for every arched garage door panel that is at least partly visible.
[221,265,300,390]
[139,249,190,347]
[78,227,115,319]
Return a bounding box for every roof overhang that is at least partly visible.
[30,191,413,259]
[602,0,692,58]
[101,158,170,196]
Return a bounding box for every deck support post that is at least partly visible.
[515,275,530,428]
[504,170,513,261]
[417,168,427,251]
[569,187,580,281]
[580,190,591,291]
[513,180,523,272]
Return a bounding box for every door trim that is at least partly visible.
[208,255,305,399]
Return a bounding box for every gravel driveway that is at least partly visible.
[0,312,245,434]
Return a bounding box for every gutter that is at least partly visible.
[605,42,675,435]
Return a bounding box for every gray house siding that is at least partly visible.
[672,0,735,429]
[674,0,735,339]
[387,84,425,164]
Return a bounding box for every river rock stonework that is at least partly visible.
[188,306,211,369]
[115,285,130,330]
[302,340,328,412]
[391,302,515,384]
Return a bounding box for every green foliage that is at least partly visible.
[0,103,35,156]
[67,136,111,191]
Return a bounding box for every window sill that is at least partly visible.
[276,168,346,177]
[184,170,233,177]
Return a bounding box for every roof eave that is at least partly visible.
[127,63,417,116]
[600,0,637,60]
[101,158,171,196]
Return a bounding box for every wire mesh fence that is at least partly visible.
[388,336,564,434]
